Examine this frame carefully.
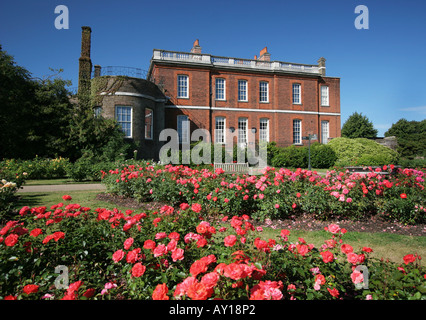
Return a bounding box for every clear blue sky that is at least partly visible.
[1,0,425,136]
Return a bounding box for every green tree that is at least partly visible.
[385,119,426,158]
[341,112,378,139]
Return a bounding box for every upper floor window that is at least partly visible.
[177,115,190,144]
[115,106,132,138]
[238,80,248,102]
[145,108,153,140]
[321,85,329,106]
[215,116,226,144]
[259,81,269,103]
[293,119,302,145]
[215,78,226,100]
[259,118,269,142]
[177,75,188,98]
[293,83,301,104]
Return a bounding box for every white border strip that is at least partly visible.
[166,105,340,116]
[100,91,167,103]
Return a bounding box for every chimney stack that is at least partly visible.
[190,39,202,54]
[317,57,326,76]
[78,26,93,96]
[257,47,271,61]
[94,65,101,77]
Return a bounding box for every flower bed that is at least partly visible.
[101,163,426,225]
[1,195,425,300]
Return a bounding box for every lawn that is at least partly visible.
[13,189,426,265]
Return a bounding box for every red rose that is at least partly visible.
[30,228,43,237]
[112,249,125,263]
[224,235,237,247]
[320,251,334,263]
[191,203,202,213]
[143,240,156,250]
[23,284,39,295]
[400,193,407,199]
[403,254,417,265]
[62,195,72,201]
[123,237,134,250]
[190,260,208,277]
[341,244,353,254]
[5,234,18,247]
[131,263,146,277]
[152,283,169,300]
[82,288,95,298]
[327,287,339,298]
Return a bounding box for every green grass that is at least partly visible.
[25,179,101,186]
[13,190,426,265]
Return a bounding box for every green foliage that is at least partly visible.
[310,143,338,169]
[385,118,426,159]
[327,137,399,167]
[341,112,378,139]
[271,145,308,169]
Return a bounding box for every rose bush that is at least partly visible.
[1,194,425,300]
[101,163,425,224]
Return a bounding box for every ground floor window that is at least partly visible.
[321,120,329,144]
[259,118,269,142]
[177,115,190,144]
[293,119,302,144]
[215,116,226,144]
[115,106,132,138]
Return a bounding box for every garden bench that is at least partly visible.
[214,163,249,174]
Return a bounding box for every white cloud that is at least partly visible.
[399,105,426,114]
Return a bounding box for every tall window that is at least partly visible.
[293,83,301,104]
[238,117,248,146]
[145,108,153,140]
[215,117,226,144]
[177,75,188,98]
[259,118,269,142]
[215,78,226,100]
[321,120,329,144]
[259,81,269,102]
[321,86,329,106]
[238,80,248,101]
[293,119,302,144]
[115,106,132,138]
[177,115,190,144]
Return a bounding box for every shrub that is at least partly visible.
[310,143,337,169]
[327,137,399,167]
[271,145,308,169]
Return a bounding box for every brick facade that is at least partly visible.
[148,43,341,148]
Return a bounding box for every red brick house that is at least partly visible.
[147,40,341,148]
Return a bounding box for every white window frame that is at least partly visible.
[259,118,269,142]
[293,119,302,145]
[115,106,132,138]
[321,120,329,144]
[215,78,226,101]
[215,116,226,144]
[293,83,301,105]
[259,81,269,103]
[321,85,329,106]
[238,117,248,147]
[145,108,153,140]
[177,75,189,98]
[238,80,248,102]
[177,115,190,144]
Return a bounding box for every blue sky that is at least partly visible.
[1,0,425,136]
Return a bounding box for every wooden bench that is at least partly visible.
[345,166,401,176]
[214,163,249,174]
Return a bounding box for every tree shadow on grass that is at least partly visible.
[14,193,50,209]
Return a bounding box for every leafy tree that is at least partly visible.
[385,119,426,158]
[341,112,378,139]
